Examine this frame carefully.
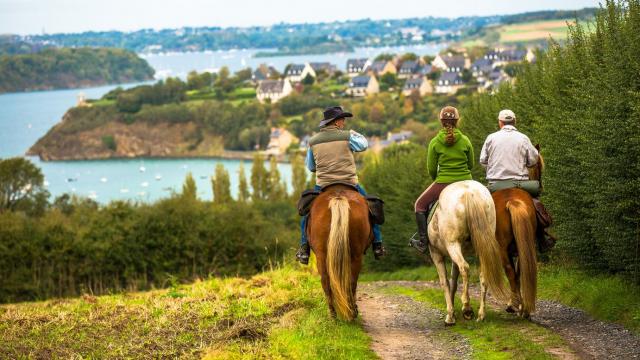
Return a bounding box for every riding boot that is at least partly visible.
[296,243,310,265]
[409,212,429,254]
[372,242,386,259]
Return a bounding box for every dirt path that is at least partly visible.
[357,282,472,360]
[358,281,640,360]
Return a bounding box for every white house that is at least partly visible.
[402,76,433,97]
[285,63,316,83]
[346,75,379,97]
[435,72,464,94]
[346,58,371,77]
[256,79,293,103]
[431,54,469,73]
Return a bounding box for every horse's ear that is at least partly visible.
[535,144,541,151]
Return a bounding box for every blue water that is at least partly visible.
[0,45,443,203]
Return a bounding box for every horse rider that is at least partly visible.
[479,109,555,251]
[296,106,385,264]
[410,106,475,253]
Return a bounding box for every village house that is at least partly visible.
[371,130,414,152]
[256,79,292,103]
[285,63,316,83]
[251,64,278,83]
[346,75,379,97]
[398,60,422,79]
[431,54,469,73]
[346,58,371,77]
[309,62,337,75]
[435,72,464,94]
[402,76,433,97]
[367,60,397,76]
[471,58,494,78]
[265,127,298,156]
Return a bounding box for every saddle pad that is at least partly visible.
[428,200,439,225]
[488,180,540,197]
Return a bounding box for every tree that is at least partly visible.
[181,172,197,200]
[374,53,395,62]
[302,73,315,85]
[250,153,268,201]
[400,53,418,62]
[380,72,398,91]
[290,153,308,198]
[211,164,232,204]
[267,156,286,201]
[237,162,250,203]
[0,157,48,213]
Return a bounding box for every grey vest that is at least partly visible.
[309,127,358,187]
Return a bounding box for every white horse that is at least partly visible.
[427,180,509,325]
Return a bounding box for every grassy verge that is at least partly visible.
[363,264,640,333]
[384,286,570,359]
[0,266,374,359]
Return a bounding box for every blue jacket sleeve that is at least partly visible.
[305,147,316,172]
[349,131,369,152]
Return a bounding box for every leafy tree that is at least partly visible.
[380,72,398,91]
[400,53,418,62]
[181,172,197,200]
[0,158,48,213]
[267,156,286,201]
[290,153,308,198]
[374,53,395,62]
[251,153,268,201]
[237,163,250,203]
[211,164,232,204]
[302,73,315,85]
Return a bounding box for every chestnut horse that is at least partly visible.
[308,184,372,321]
[428,180,509,325]
[491,149,544,318]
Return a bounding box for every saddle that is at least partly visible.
[296,182,385,225]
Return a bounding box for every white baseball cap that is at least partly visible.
[498,109,516,122]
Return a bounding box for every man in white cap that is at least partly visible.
[480,109,555,251]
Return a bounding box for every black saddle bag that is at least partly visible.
[366,195,385,225]
[297,189,321,216]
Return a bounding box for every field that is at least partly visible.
[499,19,575,43]
[1,263,638,359]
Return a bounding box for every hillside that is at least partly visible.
[0,47,154,93]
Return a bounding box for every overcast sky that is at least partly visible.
[1,0,602,35]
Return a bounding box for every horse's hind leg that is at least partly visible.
[429,245,455,325]
[478,271,487,321]
[447,243,473,320]
[450,263,460,306]
[503,254,520,313]
[317,256,336,317]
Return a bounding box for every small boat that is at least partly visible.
[88,192,97,200]
[137,192,146,196]
[155,174,162,180]
[199,175,207,180]
[120,188,129,193]
[100,177,108,183]
[139,166,146,172]
[141,182,149,187]
[66,178,77,183]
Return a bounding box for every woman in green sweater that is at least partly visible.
[409,106,475,253]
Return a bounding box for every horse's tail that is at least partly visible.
[463,191,509,303]
[506,199,537,314]
[326,196,354,321]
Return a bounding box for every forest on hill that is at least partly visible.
[0,47,154,93]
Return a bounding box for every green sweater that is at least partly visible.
[427,128,474,183]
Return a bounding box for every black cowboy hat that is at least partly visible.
[319,106,353,128]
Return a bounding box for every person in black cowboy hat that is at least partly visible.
[296,106,385,264]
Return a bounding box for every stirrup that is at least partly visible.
[408,233,428,254]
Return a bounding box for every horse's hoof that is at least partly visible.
[506,305,517,313]
[445,314,456,326]
[476,316,485,322]
[462,308,474,320]
[444,320,456,326]
[520,311,531,320]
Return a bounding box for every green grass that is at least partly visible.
[0,266,374,359]
[384,286,570,359]
[364,264,640,334]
